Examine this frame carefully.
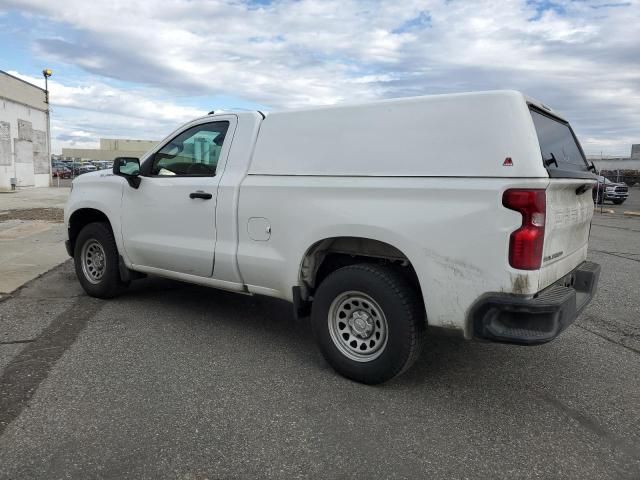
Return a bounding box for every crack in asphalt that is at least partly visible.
[591,222,640,234]
[538,392,640,463]
[0,296,103,436]
[591,249,640,263]
[576,323,640,355]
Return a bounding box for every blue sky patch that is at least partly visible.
[527,0,566,21]
[392,11,432,34]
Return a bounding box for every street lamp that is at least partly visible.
[42,68,52,103]
[42,68,53,185]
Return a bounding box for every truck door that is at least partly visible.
[120,117,236,277]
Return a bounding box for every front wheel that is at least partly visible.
[613,199,626,205]
[74,222,127,299]
[311,263,425,384]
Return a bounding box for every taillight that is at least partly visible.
[502,189,546,270]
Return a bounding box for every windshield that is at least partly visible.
[530,108,592,178]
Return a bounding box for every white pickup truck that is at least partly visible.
[65,90,600,384]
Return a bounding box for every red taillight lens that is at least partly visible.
[502,189,546,270]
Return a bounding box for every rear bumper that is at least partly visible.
[470,261,600,345]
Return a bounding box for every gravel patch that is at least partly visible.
[0,208,64,223]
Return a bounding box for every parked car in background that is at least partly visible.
[68,162,83,176]
[92,160,114,170]
[52,165,72,178]
[593,175,629,205]
[66,162,97,176]
[78,164,98,175]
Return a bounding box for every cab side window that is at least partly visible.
[151,122,229,176]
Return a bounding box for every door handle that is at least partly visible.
[189,191,213,200]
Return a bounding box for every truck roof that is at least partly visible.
[202,90,563,122]
[269,90,560,118]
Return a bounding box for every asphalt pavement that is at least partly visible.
[0,187,70,296]
[0,191,639,479]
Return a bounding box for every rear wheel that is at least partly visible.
[311,263,425,384]
[74,222,127,298]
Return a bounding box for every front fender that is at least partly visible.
[65,174,127,263]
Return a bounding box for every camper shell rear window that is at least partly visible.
[529,107,595,179]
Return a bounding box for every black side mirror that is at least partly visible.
[113,157,141,189]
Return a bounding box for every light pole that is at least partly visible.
[42,69,52,103]
[42,69,53,185]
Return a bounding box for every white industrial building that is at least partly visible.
[589,154,640,172]
[0,70,50,190]
[62,138,158,162]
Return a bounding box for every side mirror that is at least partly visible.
[113,157,141,189]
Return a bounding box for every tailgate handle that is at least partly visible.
[575,184,591,195]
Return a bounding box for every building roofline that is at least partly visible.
[99,138,159,142]
[0,69,46,93]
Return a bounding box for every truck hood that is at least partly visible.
[72,170,112,184]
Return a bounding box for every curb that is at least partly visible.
[623,211,640,217]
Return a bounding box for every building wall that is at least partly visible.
[99,138,157,152]
[61,148,156,161]
[0,72,50,190]
[591,158,640,171]
[62,139,158,161]
[0,72,47,111]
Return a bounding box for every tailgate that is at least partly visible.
[539,180,594,290]
[528,106,597,290]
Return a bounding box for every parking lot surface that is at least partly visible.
[0,192,639,479]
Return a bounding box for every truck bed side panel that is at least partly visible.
[237,175,549,337]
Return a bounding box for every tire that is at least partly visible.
[613,199,625,205]
[74,222,127,299]
[311,263,425,384]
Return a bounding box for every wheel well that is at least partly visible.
[300,237,421,300]
[68,209,112,253]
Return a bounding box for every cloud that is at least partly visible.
[3,0,639,155]
[9,71,205,121]
[7,70,206,153]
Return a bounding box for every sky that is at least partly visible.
[0,0,638,156]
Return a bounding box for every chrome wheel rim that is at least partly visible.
[328,291,388,362]
[81,239,106,284]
